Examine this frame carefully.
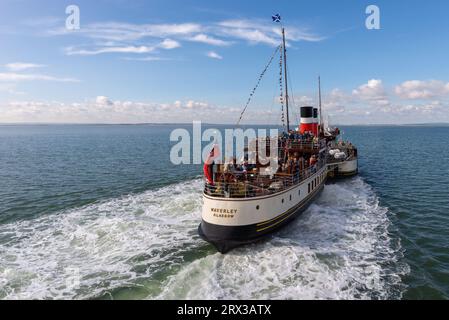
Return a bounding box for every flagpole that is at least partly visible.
[282,27,290,132]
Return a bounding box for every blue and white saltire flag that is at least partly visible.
[272,14,281,23]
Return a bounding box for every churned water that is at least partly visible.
[0,124,447,299]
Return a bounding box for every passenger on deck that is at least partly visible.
[286,156,294,174]
[242,161,249,174]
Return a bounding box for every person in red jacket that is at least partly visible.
[204,145,220,185]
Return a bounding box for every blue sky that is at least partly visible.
[1,0,449,124]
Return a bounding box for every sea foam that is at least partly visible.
[0,177,407,300]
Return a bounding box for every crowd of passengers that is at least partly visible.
[280,130,319,146]
[205,131,324,197]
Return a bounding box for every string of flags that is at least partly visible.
[236,45,281,126]
[279,43,285,129]
[235,14,283,126]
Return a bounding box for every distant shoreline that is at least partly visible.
[1,122,449,127]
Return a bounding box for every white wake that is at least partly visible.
[0,177,407,300]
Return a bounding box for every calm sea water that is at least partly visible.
[0,124,448,300]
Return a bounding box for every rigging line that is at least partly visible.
[236,45,281,126]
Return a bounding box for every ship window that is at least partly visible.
[290,195,292,201]
[282,199,284,203]
[298,190,301,196]
[256,205,260,210]
[308,183,310,193]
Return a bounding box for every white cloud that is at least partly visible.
[187,34,231,46]
[52,19,324,59]
[3,79,449,125]
[352,79,386,101]
[50,22,202,41]
[395,80,449,99]
[95,96,113,106]
[52,20,323,44]
[216,19,324,46]
[292,79,449,125]
[159,38,181,49]
[206,51,223,60]
[122,56,170,62]
[4,62,46,71]
[216,25,279,46]
[65,38,180,56]
[0,97,276,124]
[65,45,156,56]
[185,100,210,109]
[0,72,79,82]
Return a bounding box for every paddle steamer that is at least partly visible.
[198,18,358,253]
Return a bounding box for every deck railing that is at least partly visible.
[283,140,322,150]
[204,161,325,199]
[248,138,324,151]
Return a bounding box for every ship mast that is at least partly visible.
[282,28,290,132]
[318,76,323,136]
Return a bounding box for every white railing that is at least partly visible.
[204,162,324,199]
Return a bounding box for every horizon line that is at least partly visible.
[1,122,449,127]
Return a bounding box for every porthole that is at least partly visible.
[256,205,260,210]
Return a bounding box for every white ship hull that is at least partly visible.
[337,158,358,176]
[329,158,358,178]
[198,166,328,253]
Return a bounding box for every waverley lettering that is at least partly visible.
[210,208,237,214]
[211,208,237,219]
